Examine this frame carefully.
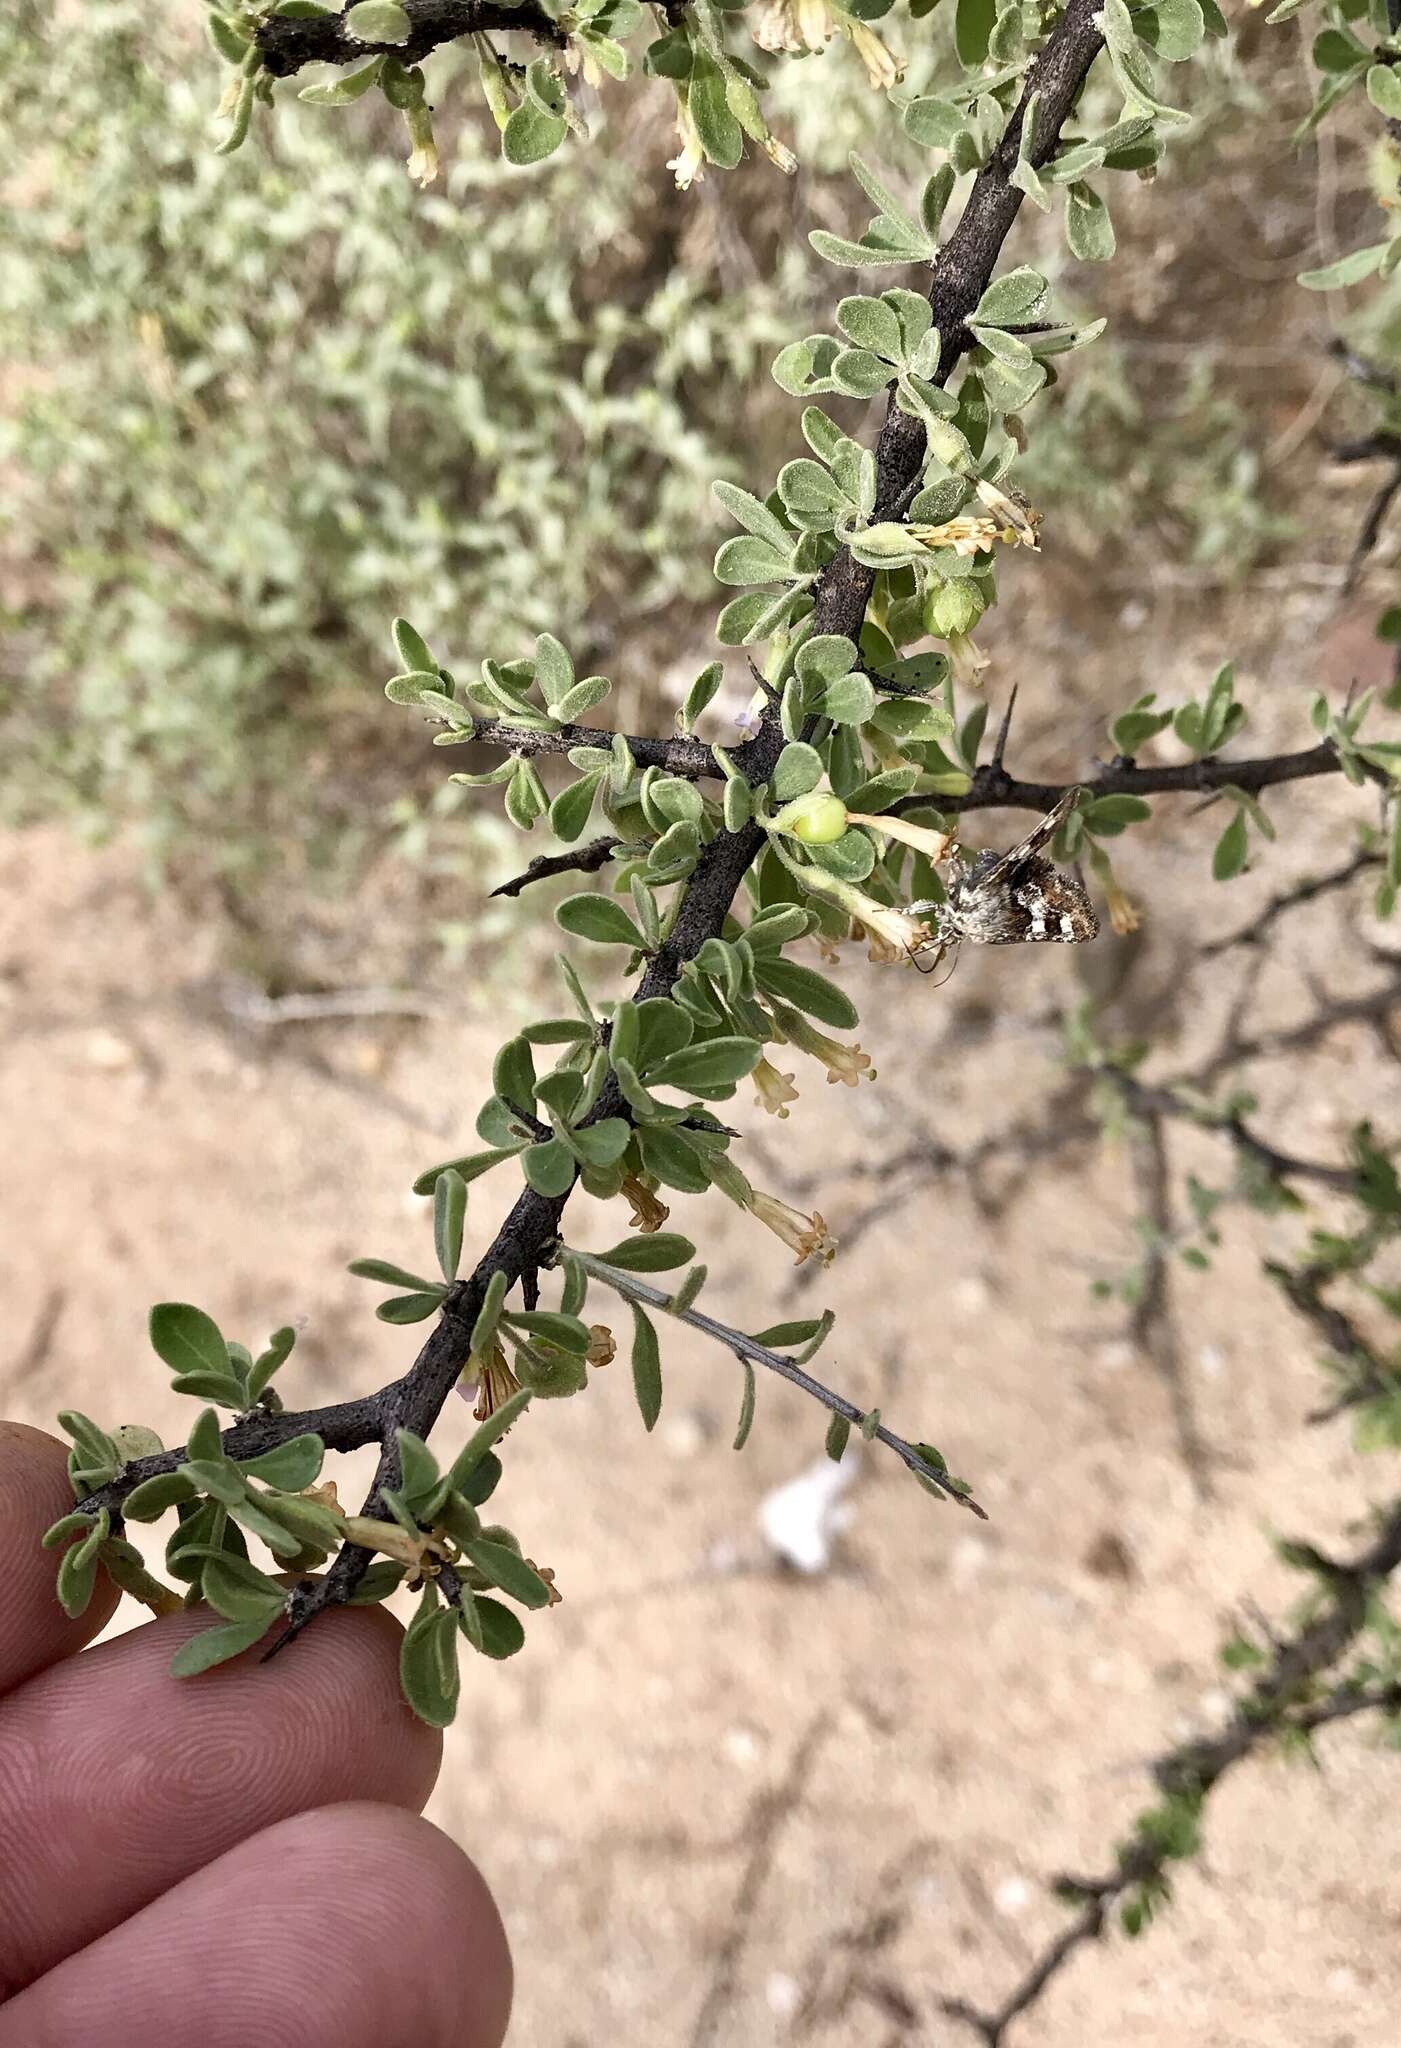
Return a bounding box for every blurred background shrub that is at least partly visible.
[3,0,1389,905]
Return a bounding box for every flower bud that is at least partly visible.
[923,579,984,640]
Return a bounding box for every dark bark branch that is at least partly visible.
[1200,847,1383,957]
[490,834,619,898]
[255,0,565,79]
[440,717,723,779]
[84,0,1114,1646]
[491,738,1360,896]
[923,739,1351,817]
[943,1500,1401,2047]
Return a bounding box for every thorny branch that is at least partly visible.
[255,0,566,77]
[942,1501,1401,2047]
[489,734,1363,898]
[76,0,1114,1651]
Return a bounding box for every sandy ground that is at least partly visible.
[4,642,1401,2048]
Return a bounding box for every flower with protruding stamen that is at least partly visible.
[946,630,991,689]
[747,1190,837,1266]
[846,811,956,866]
[667,95,706,190]
[753,1054,801,1118]
[839,17,904,90]
[1106,881,1141,935]
[973,478,1041,549]
[455,1338,521,1421]
[767,1002,874,1087]
[622,1173,670,1234]
[752,0,834,55]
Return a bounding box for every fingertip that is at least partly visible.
[0,1420,121,1694]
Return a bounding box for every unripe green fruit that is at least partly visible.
[770,793,850,845]
[923,580,984,640]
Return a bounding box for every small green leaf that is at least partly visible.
[375,1291,446,1324]
[434,1169,467,1282]
[503,103,568,166]
[772,743,825,801]
[825,1413,851,1462]
[522,1138,576,1196]
[400,1593,461,1727]
[549,772,603,844]
[344,0,411,40]
[236,1435,325,1492]
[169,1615,273,1678]
[629,1303,662,1431]
[593,1232,697,1272]
[298,55,385,103]
[463,1538,554,1608]
[1212,810,1249,881]
[752,957,859,1030]
[349,1258,444,1291]
[733,1359,757,1451]
[149,1304,234,1388]
[556,895,646,948]
[1298,244,1387,291]
[645,1038,761,1092]
[473,1595,527,1659]
[972,266,1049,327]
[201,1553,288,1625]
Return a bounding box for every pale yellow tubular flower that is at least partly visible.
[405,105,440,188]
[753,1054,801,1118]
[946,629,991,688]
[622,1172,671,1233]
[455,1337,522,1420]
[668,94,706,190]
[748,1190,838,1266]
[973,478,1041,549]
[765,134,799,175]
[840,17,904,91]
[846,811,956,865]
[1106,881,1141,936]
[791,860,931,963]
[795,0,837,50]
[770,1003,874,1086]
[343,1515,438,1570]
[908,515,1003,558]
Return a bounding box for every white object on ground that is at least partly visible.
[757,1446,861,1573]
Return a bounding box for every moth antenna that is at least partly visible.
[991,683,1020,772]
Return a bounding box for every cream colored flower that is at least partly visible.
[622,1172,671,1234]
[768,1003,874,1087]
[909,515,1005,558]
[343,1515,443,1571]
[973,478,1041,549]
[1107,882,1141,936]
[455,1338,522,1422]
[839,17,904,91]
[752,0,834,55]
[946,630,991,689]
[846,811,956,865]
[405,105,439,188]
[748,1190,837,1266]
[765,135,799,175]
[668,94,706,190]
[753,1054,801,1118]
